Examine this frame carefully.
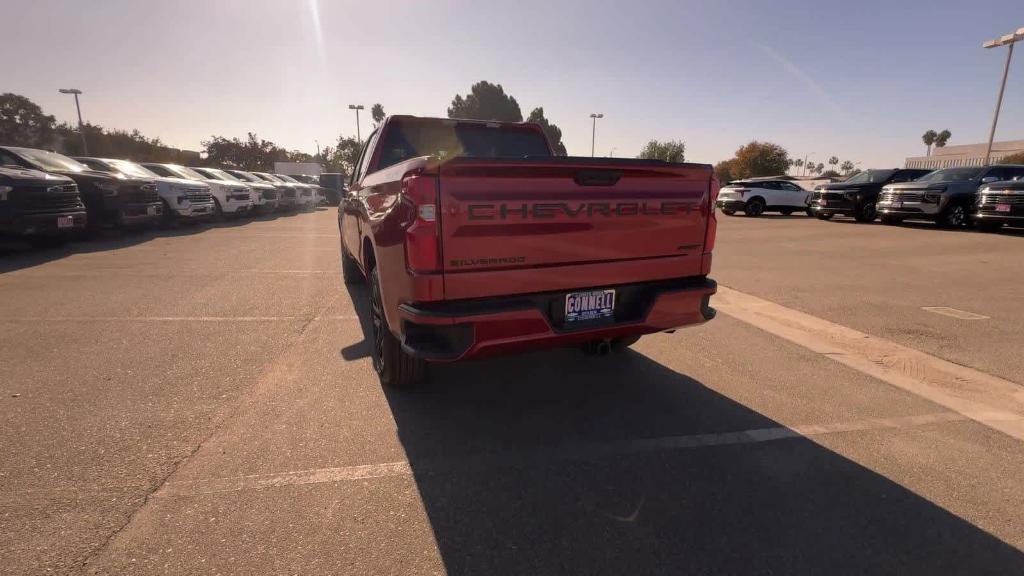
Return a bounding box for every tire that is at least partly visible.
[341,245,363,284]
[370,267,426,389]
[938,203,968,228]
[161,200,178,228]
[743,198,766,217]
[806,208,815,217]
[880,215,903,225]
[780,208,795,216]
[722,209,736,216]
[854,202,877,223]
[976,221,1003,233]
[815,212,834,220]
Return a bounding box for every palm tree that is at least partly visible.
[793,158,804,175]
[828,156,839,172]
[935,129,951,151]
[816,163,824,175]
[840,160,854,174]
[922,130,937,156]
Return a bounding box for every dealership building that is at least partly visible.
[904,139,1024,169]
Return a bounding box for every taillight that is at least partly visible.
[703,177,719,274]
[402,172,441,273]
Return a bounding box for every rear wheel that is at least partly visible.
[854,202,877,223]
[880,215,903,225]
[370,267,426,389]
[744,198,765,217]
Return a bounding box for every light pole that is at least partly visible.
[982,27,1023,164]
[802,153,815,177]
[58,88,87,155]
[315,139,321,158]
[348,104,365,143]
[589,113,603,157]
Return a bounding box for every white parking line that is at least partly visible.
[921,306,990,320]
[715,286,1024,441]
[150,410,1000,498]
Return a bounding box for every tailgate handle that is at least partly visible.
[574,170,621,187]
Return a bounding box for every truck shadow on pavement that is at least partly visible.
[340,282,1024,575]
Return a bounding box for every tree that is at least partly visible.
[922,130,937,156]
[0,93,56,148]
[325,135,363,177]
[637,139,686,163]
[714,158,737,183]
[371,103,385,127]
[202,132,289,170]
[1001,151,1024,164]
[935,129,951,150]
[793,158,804,174]
[840,160,854,174]
[821,169,841,178]
[525,107,567,155]
[447,81,523,122]
[828,156,839,172]
[718,141,791,180]
[815,162,825,174]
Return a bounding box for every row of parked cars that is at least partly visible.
[716,164,1024,231]
[0,145,335,247]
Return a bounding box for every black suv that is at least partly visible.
[0,146,162,231]
[810,168,932,222]
[0,165,87,246]
[973,177,1024,232]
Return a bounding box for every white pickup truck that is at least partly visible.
[142,163,253,217]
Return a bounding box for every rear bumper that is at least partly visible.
[396,277,717,361]
[716,199,746,211]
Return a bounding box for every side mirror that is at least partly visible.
[981,176,999,184]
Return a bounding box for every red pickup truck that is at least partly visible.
[339,115,719,387]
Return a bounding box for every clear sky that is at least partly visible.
[8,0,1024,168]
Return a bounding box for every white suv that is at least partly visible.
[194,167,278,214]
[75,157,216,222]
[143,163,253,217]
[716,179,812,217]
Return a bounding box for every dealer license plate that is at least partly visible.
[996,204,1011,213]
[56,215,74,229]
[565,289,616,323]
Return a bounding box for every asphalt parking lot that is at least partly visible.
[2,209,1024,575]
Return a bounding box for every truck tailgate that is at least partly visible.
[438,158,712,299]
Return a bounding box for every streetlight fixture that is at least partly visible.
[982,26,1023,164]
[315,139,321,157]
[58,88,87,155]
[348,104,365,143]
[589,113,603,157]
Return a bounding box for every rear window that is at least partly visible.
[376,120,551,170]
